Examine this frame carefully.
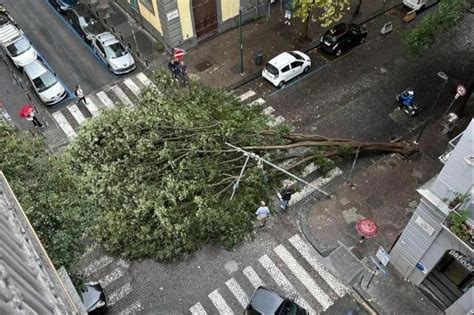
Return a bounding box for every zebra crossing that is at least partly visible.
[237,88,286,127]
[189,233,348,314]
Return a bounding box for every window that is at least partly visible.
[139,0,154,14]
[281,65,290,73]
[290,61,303,68]
[96,40,105,55]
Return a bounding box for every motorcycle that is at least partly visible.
[396,88,418,116]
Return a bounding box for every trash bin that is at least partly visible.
[255,51,263,66]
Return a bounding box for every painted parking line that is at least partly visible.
[289,234,347,298]
[111,85,133,107]
[189,302,207,315]
[123,77,141,96]
[52,111,77,139]
[96,91,114,108]
[225,278,249,308]
[67,103,86,125]
[208,289,234,315]
[108,283,132,306]
[274,244,332,310]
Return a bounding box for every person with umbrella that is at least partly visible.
[19,104,44,128]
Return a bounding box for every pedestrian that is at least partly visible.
[280,184,294,210]
[177,61,187,85]
[283,0,292,25]
[256,201,270,227]
[26,111,44,128]
[168,59,179,80]
[75,85,87,105]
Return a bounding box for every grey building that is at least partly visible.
[0,172,86,314]
[390,120,473,314]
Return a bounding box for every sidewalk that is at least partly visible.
[299,122,448,314]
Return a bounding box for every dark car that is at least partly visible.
[65,4,105,44]
[80,282,107,315]
[320,23,367,57]
[49,0,78,13]
[244,287,308,315]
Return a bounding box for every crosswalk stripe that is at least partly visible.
[259,255,315,315]
[301,162,317,178]
[123,78,141,96]
[118,301,143,315]
[239,90,256,102]
[83,256,113,276]
[225,278,249,308]
[189,302,207,315]
[52,111,77,139]
[267,115,286,127]
[84,97,100,117]
[274,245,332,310]
[249,98,266,106]
[136,72,154,87]
[96,91,114,108]
[243,266,265,289]
[108,282,132,306]
[289,234,347,298]
[67,104,86,125]
[99,267,124,288]
[290,167,342,205]
[208,290,234,315]
[263,106,275,115]
[111,85,133,107]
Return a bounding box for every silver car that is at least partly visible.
[92,32,135,75]
[23,60,67,105]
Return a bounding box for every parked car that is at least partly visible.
[23,60,67,105]
[80,282,107,315]
[320,23,367,57]
[244,287,309,315]
[0,13,37,68]
[65,3,105,44]
[403,0,438,11]
[92,32,136,75]
[49,0,78,13]
[262,51,311,88]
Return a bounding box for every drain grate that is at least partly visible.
[195,60,213,72]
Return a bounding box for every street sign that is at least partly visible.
[457,85,466,97]
[376,246,390,266]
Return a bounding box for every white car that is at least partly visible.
[23,60,67,105]
[262,51,311,88]
[403,0,437,11]
[92,32,136,75]
[0,23,37,68]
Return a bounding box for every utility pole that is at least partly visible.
[225,142,330,197]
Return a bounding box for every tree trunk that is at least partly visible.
[353,0,363,18]
[304,9,311,41]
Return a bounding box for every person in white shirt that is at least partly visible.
[75,85,87,105]
[256,201,270,227]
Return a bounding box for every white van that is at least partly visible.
[0,22,37,68]
[23,60,67,105]
[403,0,438,11]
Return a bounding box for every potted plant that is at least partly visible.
[446,209,472,242]
[446,192,470,209]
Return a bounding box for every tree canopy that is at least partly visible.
[291,0,350,27]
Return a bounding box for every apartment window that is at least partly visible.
[139,0,155,14]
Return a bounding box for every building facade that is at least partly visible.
[390,120,473,314]
[114,0,270,49]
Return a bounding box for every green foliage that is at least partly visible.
[313,152,335,176]
[402,0,465,56]
[337,145,354,156]
[447,209,470,241]
[66,73,282,260]
[155,40,164,53]
[292,0,350,27]
[0,124,86,269]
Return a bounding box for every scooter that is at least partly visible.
[396,88,418,116]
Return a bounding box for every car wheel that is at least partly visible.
[336,49,342,57]
[278,80,285,88]
[359,36,366,44]
[303,66,310,74]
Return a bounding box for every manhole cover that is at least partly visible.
[195,60,213,72]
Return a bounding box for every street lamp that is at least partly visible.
[413,71,448,145]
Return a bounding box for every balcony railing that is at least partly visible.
[439,132,464,164]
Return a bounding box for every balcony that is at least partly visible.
[439,132,463,164]
[442,207,473,250]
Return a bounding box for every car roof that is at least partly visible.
[97,32,119,46]
[269,52,296,69]
[23,60,47,79]
[248,287,284,313]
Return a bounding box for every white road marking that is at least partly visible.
[189,302,208,315]
[96,91,115,108]
[290,167,342,205]
[52,111,77,139]
[259,255,315,314]
[249,98,266,106]
[111,85,133,107]
[301,162,317,178]
[67,104,86,125]
[136,72,154,87]
[208,290,234,315]
[225,278,249,308]
[83,256,113,276]
[123,78,141,96]
[289,234,347,298]
[267,115,286,127]
[274,245,332,310]
[108,282,132,306]
[84,97,100,116]
[239,90,256,102]
[99,267,124,288]
[263,106,275,115]
[243,266,265,289]
[118,301,143,315]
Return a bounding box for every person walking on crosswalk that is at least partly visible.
[256,201,270,227]
[75,85,88,105]
[280,184,294,210]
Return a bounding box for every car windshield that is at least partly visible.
[6,38,31,57]
[33,71,57,92]
[288,51,303,60]
[104,42,127,59]
[265,63,279,76]
[325,24,347,43]
[78,15,91,27]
